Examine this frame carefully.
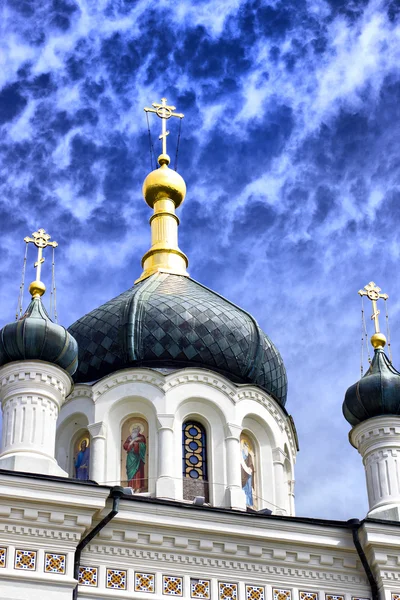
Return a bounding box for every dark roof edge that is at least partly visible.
[0,467,105,488]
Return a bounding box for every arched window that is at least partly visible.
[121,417,148,493]
[240,431,258,509]
[72,430,91,481]
[182,421,209,502]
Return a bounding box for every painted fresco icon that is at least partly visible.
[121,417,148,492]
[74,435,90,480]
[240,433,257,509]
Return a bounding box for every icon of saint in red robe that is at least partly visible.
[123,424,147,492]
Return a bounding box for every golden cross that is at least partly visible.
[24,228,58,284]
[358,281,388,334]
[144,97,184,157]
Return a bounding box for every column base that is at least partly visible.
[156,476,181,501]
[368,503,400,521]
[226,486,247,511]
[0,452,68,477]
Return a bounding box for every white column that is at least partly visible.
[224,423,246,510]
[87,421,107,484]
[0,361,71,476]
[272,447,288,515]
[350,415,400,519]
[288,479,296,516]
[156,414,178,500]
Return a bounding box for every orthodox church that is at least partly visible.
[0,99,399,600]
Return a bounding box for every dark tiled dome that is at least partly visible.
[0,297,78,375]
[68,273,287,406]
[343,348,400,426]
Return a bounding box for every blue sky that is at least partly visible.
[1,0,400,520]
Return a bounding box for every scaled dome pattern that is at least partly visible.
[0,297,78,375]
[68,273,288,406]
[343,348,400,426]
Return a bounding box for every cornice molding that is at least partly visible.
[0,361,72,399]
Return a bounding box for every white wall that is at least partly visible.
[56,367,297,514]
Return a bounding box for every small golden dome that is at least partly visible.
[371,332,387,349]
[143,154,186,209]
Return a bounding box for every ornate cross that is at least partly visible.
[358,281,388,334]
[144,97,184,157]
[24,228,58,284]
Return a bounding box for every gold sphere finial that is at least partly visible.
[142,162,186,209]
[158,153,170,166]
[29,280,46,298]
[371,332,387,349]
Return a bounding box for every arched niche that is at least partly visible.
[241,415,274,511]
[71,428,91,481]
[105,396,157,494]
[56,412,89,476]
[120,415,149,493]
[240,430,259,510]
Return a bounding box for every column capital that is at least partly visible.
[272,447,287,464]
[157,413,175,431]
[88,421,107,439]
[224,423,242,440]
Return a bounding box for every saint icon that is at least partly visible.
[240,434,256,509]
[75,437,90,480]
[123,422,147,492]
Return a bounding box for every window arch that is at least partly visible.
[182,420,209,502]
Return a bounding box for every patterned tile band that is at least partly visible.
[0,548,6,568]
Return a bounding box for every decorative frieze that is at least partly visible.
[5,549,371,599]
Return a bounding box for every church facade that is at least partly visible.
[0,99,399,600]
